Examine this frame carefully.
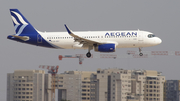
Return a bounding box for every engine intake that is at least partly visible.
[94,44,115,52]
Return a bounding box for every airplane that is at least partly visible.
[7,9,162,58]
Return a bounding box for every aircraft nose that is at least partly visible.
[156,38,162,44]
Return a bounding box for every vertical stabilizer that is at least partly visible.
[10,9,37,35]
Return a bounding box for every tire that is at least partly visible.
[139,53,143,56]
[86,52,91,58]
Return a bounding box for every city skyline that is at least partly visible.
[7,68,166,101]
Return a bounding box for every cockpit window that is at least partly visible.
[148,34,155,38]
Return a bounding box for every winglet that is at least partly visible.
[64,24,72,34]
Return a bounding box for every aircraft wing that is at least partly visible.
[64,24,103,46]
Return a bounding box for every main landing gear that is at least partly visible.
[86,46,93,58]
[139,47,143,56]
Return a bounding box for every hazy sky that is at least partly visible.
[1,1,180,100]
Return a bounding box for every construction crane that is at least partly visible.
[39,65,59,101]
[59,54,86,64]
[126,50,180,57]
[58,51,180,64]
[58,54,117,64]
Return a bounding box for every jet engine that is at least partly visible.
[94,44,115,52]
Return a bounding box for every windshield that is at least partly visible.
[148,34,155,38]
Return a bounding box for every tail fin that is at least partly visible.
[10,9,37,35]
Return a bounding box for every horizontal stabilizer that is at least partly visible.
[10,35,29,41]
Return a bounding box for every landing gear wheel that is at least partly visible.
[139,53,143,56]
[86,52,91,58]
[138,48,143,56]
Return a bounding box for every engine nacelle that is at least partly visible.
[94,44,115,52]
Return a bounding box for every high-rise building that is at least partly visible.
[164,80,180,101]
[90,68,132,101]
[142,71,165,101]
[163,80,166,101]
[46,71,96,101]
[90,68,134,101]
[7,70,45,101]
[132,70,165,101]
[90,68,165,101]
[7,70,96,101]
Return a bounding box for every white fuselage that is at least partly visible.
[38,30,162,49]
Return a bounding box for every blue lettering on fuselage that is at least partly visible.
[105,32,137,37]
[132,32,137,36]
[115,32,120,36]
[126,32,131,36]
[105,33,110,36]
[121,32,125,36]
[111,32,115,36]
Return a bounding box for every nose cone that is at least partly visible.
[155,38,162,45]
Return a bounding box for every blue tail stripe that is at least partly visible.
[10,9,29,25]
[17,25,28,35]
[11,12,22,25]
[10,9,37,35]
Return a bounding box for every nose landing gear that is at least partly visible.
[139,48,143,56]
